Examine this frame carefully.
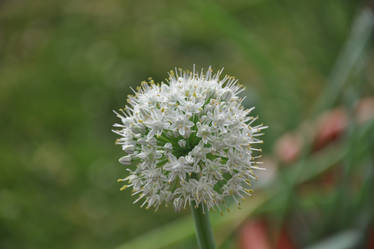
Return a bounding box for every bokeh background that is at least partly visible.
[1,0,374,249]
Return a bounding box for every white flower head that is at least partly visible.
[113,66,267,211]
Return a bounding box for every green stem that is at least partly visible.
[191,202,216,249]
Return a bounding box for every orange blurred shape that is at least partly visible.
[356,97,374,124]
[239,220,298,249]
[239,220,272,249]
[274,133,302,164]
[368,228,374,249]
[275,226,298,249]
[320,167,340,187]
[313,108,348,151]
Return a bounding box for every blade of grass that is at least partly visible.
[303,230,362,249]
[313,8,374,115]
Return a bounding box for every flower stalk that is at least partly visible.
[191,202,216,249]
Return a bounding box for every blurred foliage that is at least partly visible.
[0,0,374,249]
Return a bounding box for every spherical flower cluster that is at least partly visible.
[113,67,266,211]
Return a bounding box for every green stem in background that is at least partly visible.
[191,203,216,249]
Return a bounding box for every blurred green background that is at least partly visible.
[1,0,374,249]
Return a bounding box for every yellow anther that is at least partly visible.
[120,185,128,191]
